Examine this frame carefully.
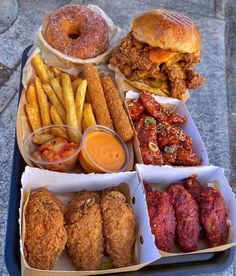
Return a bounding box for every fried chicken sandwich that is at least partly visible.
[110,9,205,100]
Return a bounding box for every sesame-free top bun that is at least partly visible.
[131,9,200,54]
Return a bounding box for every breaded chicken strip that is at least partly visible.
[65,191,104,270]
[24,188,67,270]
[199,187,229,247]
[101,189,136,268]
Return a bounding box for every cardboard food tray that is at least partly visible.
[4,47,236,276]
[125,91,209,166]
[136,164,236,256]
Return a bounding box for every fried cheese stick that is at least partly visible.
[101,75,134,142]
[83,64,113,129]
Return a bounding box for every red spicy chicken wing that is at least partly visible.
[167,184,200,252]
[157,124,186,148]
[140,91,186,124]
[199,187,229,247]
[127,98,145,121]
[184,175,202,203]
[175,148,199,166]
[146,189,176,252]
[135,115,164,165]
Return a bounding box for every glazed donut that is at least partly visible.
[43,5,109,59]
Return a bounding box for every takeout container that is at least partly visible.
[125,90,209,166]
[79,125,129,173]
[135,164,236,256]
[34,4,126,74]
[23,124,82,172]
[20,166,161,275]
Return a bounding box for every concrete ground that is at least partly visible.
[0,0,235,275]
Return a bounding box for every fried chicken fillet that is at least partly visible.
[101,189,137,268]
[64,191,104,270]
[24,188,67,270]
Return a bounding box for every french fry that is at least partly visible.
[51,67,61,77]
[31,54,49,83]
[50,105,64,125]
[51,127,68,139]
[25,83,41,123]
[82,103,97,132]
[32,134,54,144]
[25,103,41,131]
[72,78,82,94]
[35,77,51,127]
[50,106,68,139]
[42,83,66,123]
[75,79,87,132]
[50,78,65,108]
[48,69,54,80]
[61,73,78,142]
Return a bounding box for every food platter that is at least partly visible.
[4,45,235,276]
[4,2,236,276]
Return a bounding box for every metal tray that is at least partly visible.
[4,45,235,276]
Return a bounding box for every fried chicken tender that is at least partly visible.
[101,189,136,268]
[199,187,229,247]
[146,189,176,252]
[24,188,67,270]
[65,191,104,270]
[167,184,200,252]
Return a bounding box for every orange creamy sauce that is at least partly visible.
[81,131,126,172]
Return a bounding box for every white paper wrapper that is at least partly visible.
[34,4,126,75]
[20,166,161,275]
[136,164,236,256]
[125,90,209,166]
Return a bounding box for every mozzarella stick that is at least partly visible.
[101,75,134,142]
[83,64,113,129]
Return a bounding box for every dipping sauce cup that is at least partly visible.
[79,125,129,173]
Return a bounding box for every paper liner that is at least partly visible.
[20,167,161,275]
[125,90,209,166]
[34,5,126,75]
[136,164,236,256]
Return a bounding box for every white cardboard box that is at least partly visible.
[20,166,161,275]
[136,164,236,256]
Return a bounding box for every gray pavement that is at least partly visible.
[0,0,235,275]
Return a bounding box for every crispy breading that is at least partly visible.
[83,64,113,129]
[65,191,104,270]
[24,188,67,270]
[101,75,134,142]
[101,189,136,268]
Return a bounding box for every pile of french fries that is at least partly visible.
[25,53,97,143]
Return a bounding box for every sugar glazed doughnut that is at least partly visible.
[43,5,109,59]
